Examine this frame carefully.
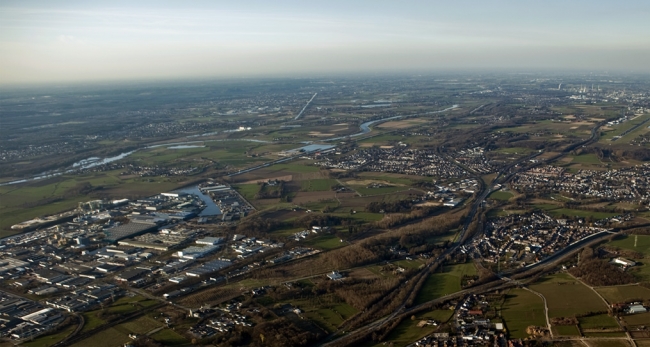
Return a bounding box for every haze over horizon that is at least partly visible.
[1,0,649,85]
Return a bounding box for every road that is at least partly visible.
[320,120,607,346]
[294,93,318,120]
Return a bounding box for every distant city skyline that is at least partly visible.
[1,0,649,85]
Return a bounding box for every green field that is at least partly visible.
[500,288,546,339]
[494,147,536,155]
[551,325,580,336]
[488,190,514,201]
[352,185,410,196]
[607,235,650,281]
[81,311,107,333]
[301,179,338,192]
[70,327,131,347]
[150,328,189,346]
[578,314,619,330]
[306,234,346,250]
[571,154,602,164]
[0,171,186,235]
[373,310,453,347]
[233,183,260,202]
[596,285,650,304]
[533,204,618,220]
[621,312,650,326]
[288,296,358,333]
[608,235,650,256]
[415,263,477,305]
[272,163,320,173]
[530,273,608,318]
[22,325,76,347]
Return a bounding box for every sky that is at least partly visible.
[1,0,649,85]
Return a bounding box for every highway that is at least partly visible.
[294,92,318,120]
[320,120,606,346]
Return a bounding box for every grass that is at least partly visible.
[334,211,384,222]
[301,179,337,192]
[608,235,650,256]
[288,296,358,333]
[272,163,320,173]
[81,311,107,333]
[373,310,453,347]
[233,183,260,202]
[595,285,650,304]
[150,328,189,346]
[500,288,546,339]
[552,325,580,336]
[585,339,630,346]
[530,273,608,318]
[352,185,410,196]
[578,314,619,330]
[21,325,76,347]
[70,327,130,347]
[571,154,602,164]
[607,235,650,281]
[621,312,650,326]
[0,171,189,235]
[414,262,477,305]
[117,316,162,334]
[488,190,514,201]
[306,234,345,250]
[494,147,536,155]
[533,203,618,220]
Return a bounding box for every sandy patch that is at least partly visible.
[345,179,404,186]
[377,119,427,129]
[241,175,293,184]
[416,201,442,207]
[308,132,334,137]
[292,191,337,204]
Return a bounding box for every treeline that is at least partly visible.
[568,248,636,286]
[254,181,285,199]
[366,199,414,213]
[250,318,324,347]
[373,205,444,229]
[318,212,464,277]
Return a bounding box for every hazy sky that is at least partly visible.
[1,0,649,85]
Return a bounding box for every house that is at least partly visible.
[613,257,636,267]
[628,305,647,314]
[327,271,343,280]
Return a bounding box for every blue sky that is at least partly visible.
[1,1,649,84]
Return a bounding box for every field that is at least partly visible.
[70,327,132,347]
[372,310,453,347]
[306,234,346,250]
[414,263,477,305]
[607,235,650,281]
[500,288,546,339]
[596,285,650,304]
[621,312,650,326]
[571,154,602,164]
[608,234,650,256]
[578,314,619,330]
[21,325,76,347]
[149,328,189,346]
[488,190,514,201]
[0,170,190,235]
[287,296,358,333]
[301,179,338,192]
[551,325,581,336]
[533,203,618,220]
[529,273,608,318]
